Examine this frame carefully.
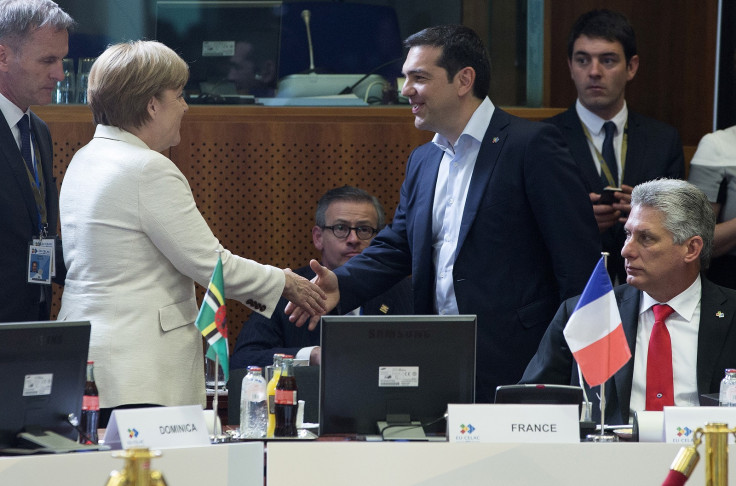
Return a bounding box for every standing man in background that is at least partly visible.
[545,9,684,284]
[0,0,73,322]
[287,25,601,402]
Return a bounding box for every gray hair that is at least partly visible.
[0,0,74,50]
[315,185,385,230]
[630,179,715,270]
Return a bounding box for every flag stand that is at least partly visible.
[212,354,220,438]
[584,380,617,442]
[583,252,617,442]
[196,252,230,443]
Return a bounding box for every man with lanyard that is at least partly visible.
[544,9,684,284]
[0,0,73,321]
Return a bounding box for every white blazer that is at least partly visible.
[59,125,284,408]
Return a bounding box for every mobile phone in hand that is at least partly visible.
[597,187,622,205]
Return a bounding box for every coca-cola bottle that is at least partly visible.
[274,357,298,437]
[79,360,100,444]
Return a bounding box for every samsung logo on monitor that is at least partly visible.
[38,333,63,346]
[367,329,430,339]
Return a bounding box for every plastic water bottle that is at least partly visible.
[719,368,736,406]
[240,366,267,438]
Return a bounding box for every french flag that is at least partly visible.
[563,257,632,387]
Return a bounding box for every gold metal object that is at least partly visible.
[667,423,736,486]
[704,423,730,486]
[105,448,168,486]
[669,444,699,479]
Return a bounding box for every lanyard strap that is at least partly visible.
[22,130,48,237]
[581,121,629,187]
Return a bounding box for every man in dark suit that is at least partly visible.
[545,9,685,284]
[0,0,73,322]
[287,25,601,402]
[231,186,413,370]
[522,179,736,424]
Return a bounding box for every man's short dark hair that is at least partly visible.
[567,9,637,63]
[315,186,386,230]
[403,24,490,99]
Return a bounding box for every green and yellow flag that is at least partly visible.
[195,255,229,381]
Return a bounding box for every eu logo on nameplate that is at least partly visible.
[103,405,211,450]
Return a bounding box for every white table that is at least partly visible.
[267,441,726,486]
[0,441,262,486]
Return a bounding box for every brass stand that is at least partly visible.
[667,422,736,486]
[105,448,168,486]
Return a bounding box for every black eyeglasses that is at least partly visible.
[322,224,378,240]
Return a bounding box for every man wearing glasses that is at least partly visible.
[230,186,413,369]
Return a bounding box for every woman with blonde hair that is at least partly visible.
[59,41,325,424]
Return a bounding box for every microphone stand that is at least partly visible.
[339,56,404,95]
[301,10,316,73]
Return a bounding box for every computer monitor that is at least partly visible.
[155,1,282,99]
[0,321,92,453]
[319,315,476,440]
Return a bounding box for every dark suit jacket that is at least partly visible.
[520,279,736,424]
[230,265,414,369]
[334,107,602,402]
[0,111,64,322]
[545,107,685,282]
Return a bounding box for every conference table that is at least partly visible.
[0,439,731,485]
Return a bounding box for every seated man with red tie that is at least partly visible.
[520,178,736,424]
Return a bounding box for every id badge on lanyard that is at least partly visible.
[24,125,54,285]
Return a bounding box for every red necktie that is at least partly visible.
[646,304,675,411]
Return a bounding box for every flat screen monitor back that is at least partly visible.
[319,315,476,437]
[0,321,90,449]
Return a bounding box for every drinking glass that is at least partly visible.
[52,58,75,104]
[76,57,96,104]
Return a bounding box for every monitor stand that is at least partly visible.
[1,429,107,455]
[377,414,427,441]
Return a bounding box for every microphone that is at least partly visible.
[338,56,404,95]
[301,9,316,73]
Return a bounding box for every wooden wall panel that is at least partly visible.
[170,107,433,342]
[547,1,718,147]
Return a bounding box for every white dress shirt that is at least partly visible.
[629,276,702,416]
[0,93,35,170]
[575,99,628,187]
[431,97,494,315]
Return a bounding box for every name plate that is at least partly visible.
[103,405,211,450]
[664,406,736,444]
[447,404,579,443]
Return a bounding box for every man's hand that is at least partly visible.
[613,184,633,223]
[285,259,339,330]
[590,184,633,232]
[309,346,321,366]
[590,191,619,232]
[281,266,327,318]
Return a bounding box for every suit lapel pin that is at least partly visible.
[492,137,500,144]
[716,311,725,318]
[379,304,389,314]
